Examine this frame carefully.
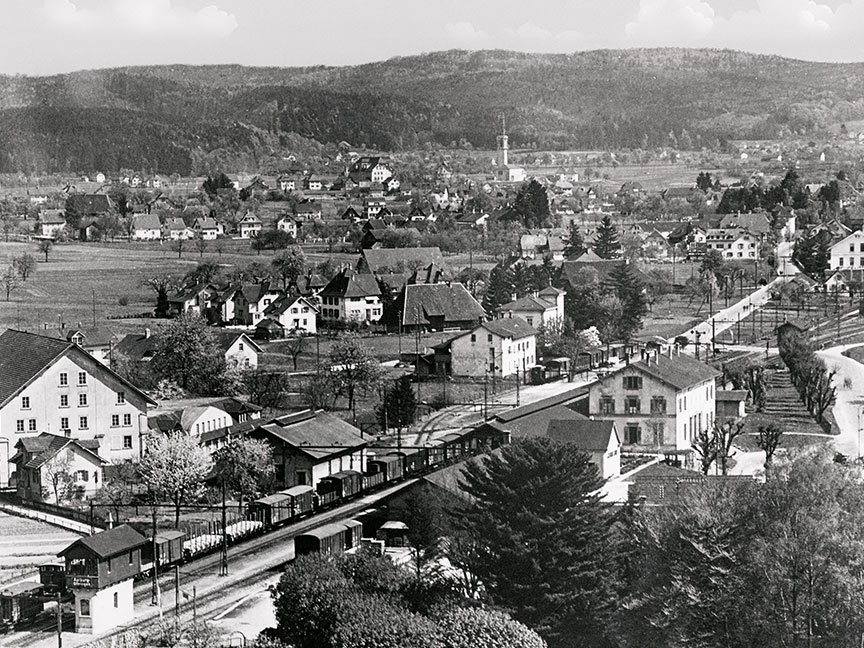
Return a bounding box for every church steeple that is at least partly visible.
[496,113,509,167]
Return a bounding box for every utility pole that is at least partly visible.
[219,482,228,576]
[483,371,488,420]
[151,505,159,606]
[56,592,62,648]
[516,367,520,406]
[174,565,180,617]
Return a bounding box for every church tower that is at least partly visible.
[496,113,509,168]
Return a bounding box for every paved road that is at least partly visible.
[817,343,864,460]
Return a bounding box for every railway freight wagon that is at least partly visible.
[294,520,364,557]
[316,471,363,506]
[366,455,404,483]
[282,485,314,517]
[248,492,293,527]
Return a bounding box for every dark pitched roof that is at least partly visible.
[16,433,104,469]
[59,524,146,560]
[716,389,748,401]
[360,247,445,273]
[480,317,536,340]
[401,282,486,327]
[626,353,720,391]
[251,410,366,460]
[211,331,262,354]
[114,332,159,361]
[320,269,381,299]
[66,193,113,215]
[547,419,618,451]
[0,330,73,407]
[498,294,556,313]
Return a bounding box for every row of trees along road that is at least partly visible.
[777,324,836,425]
[264,439,864,648]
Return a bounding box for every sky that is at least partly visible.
[2,0,864,75]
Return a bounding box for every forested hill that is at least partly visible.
[4,48,864,175]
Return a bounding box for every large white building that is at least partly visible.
[586,349,720,460]
[318,269,382,323]
[0,330,156,488]
[829,229,864,270]
[446,318,537,378]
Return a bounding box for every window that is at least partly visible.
[79,416,88,430]
[28,419,37,431]
[77,372,87,385]
[60,417,69,431]
[59,372,68,386]
[624,424,641,444]
[840,257,845,266]
[238,343,244,351]
[21,396,29,409]
[128,551,133,566]
[116,392,125,405]
[76,470,88,482]
[78,393,88,407]
[114,592,119,608]
[123,436,133,450]
[623,376,643,390]
[650,396,667,414]
[650,421,665,445]
[80,599,90,617]
[487,334,493,342]
[625,397,641,414]
[111,415,120,427]
[15,420,24,433]
[123,414,131,426]
[599,396,615,414]
[60,394,68,408]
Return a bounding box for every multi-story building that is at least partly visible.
[497,286,565,330]
[0,330,156,488]
[586,349,719,459]
[445,318,537,378]
[829,229,864,270]
[705,228,759,260]
[318,269,382,322]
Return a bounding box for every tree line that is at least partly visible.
[777,324,836,425]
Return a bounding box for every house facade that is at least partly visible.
[0,330,156,488]
[12,434,105,503]
[248,410,367,489]
[586,349,719,458]
[829,229,864,270]
[497,286,565,330]
[318,269,382,322]
[238,213,263,239]
[263,294,319,334]
[448,318,537,378]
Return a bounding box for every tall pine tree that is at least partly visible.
[563,221,587,259]
[608,261,648,343]
[593,215,621,259]
[376,376,417,431]
[482,264,515,312]
[454,438,620,647]
[514,179,551,228]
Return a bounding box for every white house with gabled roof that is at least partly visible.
[829,229,864,270]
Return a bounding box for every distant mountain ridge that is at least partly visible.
[3,48,864,175]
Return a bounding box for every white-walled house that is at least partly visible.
[213,331,262,370]
[705,228,759,260]
[263,294,319,334]
[12,433,106,503]
[234,282,283,326]
[318,269,382,322]
[238,213,263,239]
[587,349,719,459]
[830,229,864,270]
[496,286,565,329]
[0,330,157,488]
[131,214,161,241]
[277,216,299,239]
[547,419,621,480]
[192,217,220,240]
[446,318,537,378]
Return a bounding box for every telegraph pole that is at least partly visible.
[56,592,62,648]
[151,505,159,606]
[219,483,228,576]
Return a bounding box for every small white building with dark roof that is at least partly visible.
[547,418,621,479]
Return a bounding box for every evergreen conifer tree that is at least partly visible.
[376,376,417,431]
[563,222,586,259]
[593,215,621,259]
[454,438,620,646]
[609,261,648,343]
[482,264,515,313]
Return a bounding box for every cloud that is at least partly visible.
[625,0,715,44]
[41,0,238,38]
[445,21,489,44]
[447,20,585,52]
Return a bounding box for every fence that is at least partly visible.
[0,493,107,531]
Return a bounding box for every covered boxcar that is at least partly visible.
[387,449,424,475]
[295,519,363,557]
[248,492,293,527]
[317,471,363,506]
[367,455,403,483]
[38,561,65,596]
[0,582,43,626]
[282,485,314,517]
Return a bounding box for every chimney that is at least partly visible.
[144,327,151,339]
